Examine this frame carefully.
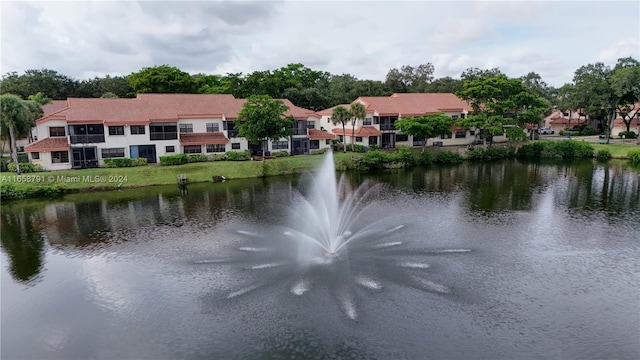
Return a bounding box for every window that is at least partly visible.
[109,126,124,136]
[455,131,466,139]
[31,152,40,160]
[102,148,125,158]
[179,124,193,133]
[272,141,289,150]
[68,124,105,144]
[310,140,320,149]
[355,137,363,142]
[451,115,459,120]
[306,121,315,129]
[206,144,225,153]
[363,118,372,126]
[441,133,452,139]
[130,125,145,135]
[206,123,219,132]
[326,140,331,145]
[327,117,332,123]
[183,145,201,154]
[49,127,66,137]
[395,134,408,142]
[231,143,240,150]
[165,146,175,153]
[51,151,69,163]
[413,137,424,146]
[461,113,467,119]
[470,129,476,136]
[149,123,178,140]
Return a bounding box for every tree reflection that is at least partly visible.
[0,207,46,284]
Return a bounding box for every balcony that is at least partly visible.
[150,132,178,141]
[69,134,105,144]
[292,128,308,136]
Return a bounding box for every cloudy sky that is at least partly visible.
[1,1,638,87]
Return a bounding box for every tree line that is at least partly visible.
[1,62,564,111]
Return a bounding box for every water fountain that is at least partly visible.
[198,150,469,320]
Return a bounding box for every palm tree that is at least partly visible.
[331,106,351,153]
[349,102,366,151]
[1,94,29,174]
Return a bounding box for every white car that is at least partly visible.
[538,127,555,135]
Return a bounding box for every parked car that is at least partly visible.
[538,127,554,135]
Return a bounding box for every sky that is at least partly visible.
[1,0,639,88]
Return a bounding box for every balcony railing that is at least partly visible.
[292,128,308,136]
[227,130,239,138]
[150,132,178,141]
[380,125,396,131]
[69,135,105,144]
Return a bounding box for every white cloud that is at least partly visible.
[1,0,638,88]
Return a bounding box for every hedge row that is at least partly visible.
[103,157,147,168]
[517,140,594,159]
[159,150,252,165]
[0,183,68,201]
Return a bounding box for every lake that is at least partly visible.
[2,159,639,359]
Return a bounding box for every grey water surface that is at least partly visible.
[1,159,639,359]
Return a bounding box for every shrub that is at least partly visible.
[518,140,593,159]
[7,162,44,173]
[104,158,132,167]
[466,146,515,161]
[187,154,208,163]
[417,151,432,165]
[272,150,290,158]
[369,144,380,151]
[618,131,637,139]
[132,157,148,166]
[350,144,367,153]
[207,154,226,161]
[226,150,251,161]
[0,183,67,201]
[359,150,393,171]
[432,150,463,164]
[160,154,188,165]
[392,146,415,167]
[596,150,612,161]
[578,125,597,136]
[310,148,328,155]
[629,149,640,165]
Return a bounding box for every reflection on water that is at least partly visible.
[1,160,638,359]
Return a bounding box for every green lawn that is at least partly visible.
[1,152,354,191]
[592,143,640,158]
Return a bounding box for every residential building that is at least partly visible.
[544,109,587,133]
[611,104,640,137]
[318,93,492,149]
[25,94,329,170]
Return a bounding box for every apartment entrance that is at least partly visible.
[130,145,157,164]
[71,147,98,169]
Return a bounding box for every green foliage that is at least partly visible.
[628,149,640,164]
[618,131,637,139]
[384,63,435,93]
[466,146,515,161]
[7,162,43,173]
[358,150,393,171]
[392,146,416,167]
[207,154,227,161]
[236,95,294,156]
[310,148,328,155]
[369,144,380,151]
[596,149,612,161]
[417,151,432,165]
[159,154,188,166]
[103,157,147,167]
[272,150,290,158]
[186,154,208,163]
[518,140,594,159]
[351,144,366,153]
[225,150,251,161]
[0,183,67,201]
[128,65,196,94]
[432,151,464,164]
[395,113,453,152]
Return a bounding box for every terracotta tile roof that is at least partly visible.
[308,129,336,140]
[24,137,69,152]
[179,132,229,145]
[548,117,586,125]
[42,100,68,116]
[613,118,640,126]
[350,93,472,117]
[317,104,351,116]
[332,126,382,137]
[36,94,318,125]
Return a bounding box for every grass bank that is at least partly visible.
[591,143,640,158]
[1,153,354,192]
